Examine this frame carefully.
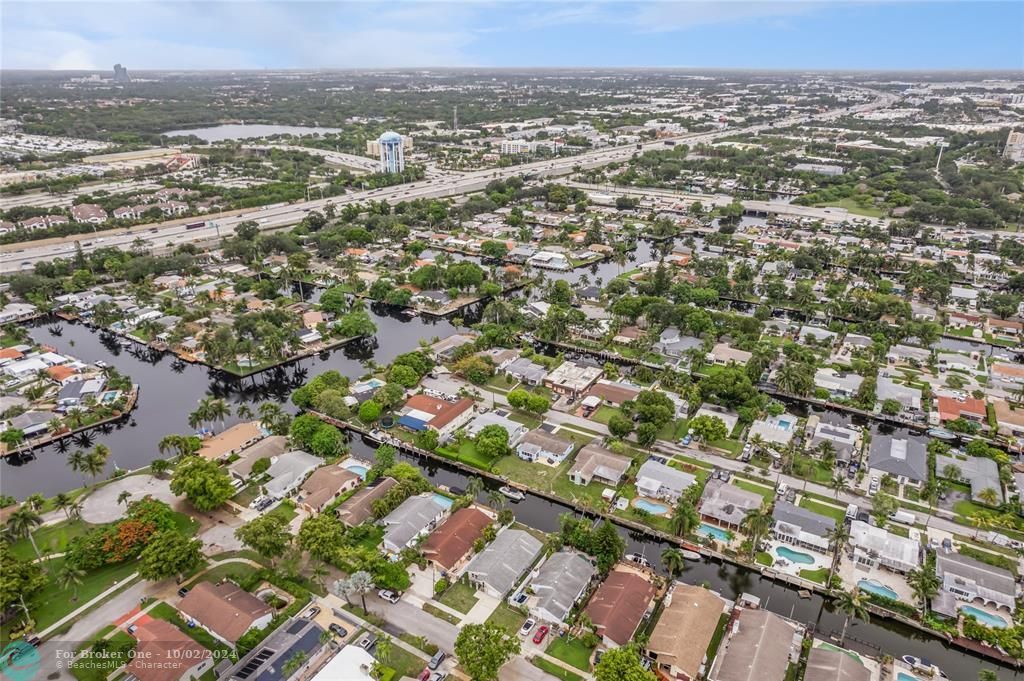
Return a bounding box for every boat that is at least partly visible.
[798,589,812,599]
[402,308,419,317]
[681,550,702,560]
[926,428,957,441]
[95,360,108,369]
[498,485,525,502]
[901,656,948,678]
[625,553,652,568]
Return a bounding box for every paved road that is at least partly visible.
[1,88,896,271]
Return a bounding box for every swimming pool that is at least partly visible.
[697,523,731,541]
[775,545,815,565]
[777,418,793,430]
[897,673,919,681]
[343,464,369,478]
[857,579,898,600]
[634,498,670,515]
[960,605,1008,628]
[99,390,121,404]
[432,493,454,509]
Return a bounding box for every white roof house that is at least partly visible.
[635,459,696,503]
[264,450,321,499]
[849,520,920,574]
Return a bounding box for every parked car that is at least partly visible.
[378,589,401,604]
[329,623,348,637]
[304,606,321,619]
[776,483,789,498]
[785,489,796,503]
[720,469,731,482]
[431,674,447,681]
[177,587,189,598]
[358,634,378,650]
[428,651,446,670]
[418,669,431,681]
[680,435,692,446]
[532,625,550,644]
[511,592,528,606]
[249,495,267,509]
[520,618,536,636]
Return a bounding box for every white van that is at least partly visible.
[776,483,789,498]
[845,503,859,520]
[888,510,917,525]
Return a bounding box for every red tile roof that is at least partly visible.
[584,569,656,646]
[936,396,987,422]
[422,507,491,570]
[128,619,211,681]
[403,394,474,430]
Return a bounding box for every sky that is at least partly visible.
[2,1,1022,71]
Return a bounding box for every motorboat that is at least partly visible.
[625,553,652,568]
[681,550,702,560]
[498,485,525,501]
[901,656,948,678]
[926,428,957,441]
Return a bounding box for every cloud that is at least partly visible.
[628,1,824,33]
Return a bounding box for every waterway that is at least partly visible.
[161,123,342,142]
[3,317,1019,679]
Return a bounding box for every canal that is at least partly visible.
[3,316,1018,679]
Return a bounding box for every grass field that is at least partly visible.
[811,198,885,218]
[732,478,775,500]
[437,581,479,614]
[9,518,100,561]
[532,657,585,681]
[800,567,830,584]
[799,497,847,523]
[22,557,139,632]
[486,602,527,634]
[422,602,460,625]
[546,638,594,671]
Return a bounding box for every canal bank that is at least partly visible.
[2,321,1019,679]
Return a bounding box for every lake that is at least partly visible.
[161,123,342,142]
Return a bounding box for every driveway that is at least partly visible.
[502,656,562,681]
[80,474,180,523]
[364,595,459,653]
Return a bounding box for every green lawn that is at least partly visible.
[732,478,775,500]
[792,455,834,485]
[546,638,594,671]
[22,557,139,632]
[437,580,479,614]
[657,418,689,443]
[382,643,426,679]
[800,568,830,584]
[437,441,497,471]
[532,657,585,681]
[190,562,259,587]
[799,497,847,523]
[422,603,460,625]
[70,628,136,681]
[756,551,774,566]
[589,405,619,425]
[551,475,616,508]
[9,518,101,561]
[486,602,527,634]
[812,198,885,218]
[266,499,298,524]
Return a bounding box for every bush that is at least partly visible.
[434,578,450,596]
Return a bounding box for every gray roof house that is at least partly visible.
[264,450,321,499]
[699,480,763,529]
[9,410,57,437]
[876,375,922,411]
[808,421,860,462]
[887,344,931,365]
[814,368,864,398]
[380,494,448,555]
[708,608,801,681]
[463,411,528,445]
[528,551,597,624]
[935,551,1016,613]
[935,454,1003,504]
[463,528,543,598]
[568,444,631,486]
[635,459,696,503]
[803,644,871,681]
[869,437,928,486]
[772,501,836,553]
[516,429,575,464]
[503,357,549,385]
[653,327,703,359]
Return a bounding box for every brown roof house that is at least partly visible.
[336,477,398,527]
[645,583,727,681]
[568,443,631,486]
[707,608,801,681]
[298,465,361,513]
[177,581,273,646]
[584,567,657,648]
[125,619,213,681]
[198,421,264,461]
[422,506,492,573]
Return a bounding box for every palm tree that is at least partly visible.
[309,561,328,591]
[6,505,43,560]
[906,566,940,614]
[829,474,849,496]
[661,547,686,579]
[740,506,772,561]
[237,404,254,421]
[204,398,231,432]
[465,476,484,499]
[117,491,132,507]
[24,494,45,511]
[259,402,284,431]
[348,571,375,612]
[333,577,353,606]
[67,449,89,487]
[57,563,86,601]
[67,501,83,520]
[54,492,74,519]
[826,523,850,586]
[669,499,698,537]
[82,449,108,486]
[977,487,1000,507]
[487,489,506,509]
[833,589,870,644]
[1,428,25,458]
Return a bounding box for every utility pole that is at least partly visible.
[453,105,458,133]
[934,141,949,172]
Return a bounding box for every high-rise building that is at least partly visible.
[1004,130,1024,163]
[375,131,405,174]
[112,63,131,83]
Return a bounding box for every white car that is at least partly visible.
[378,589,400,604]
[519,618,536,636]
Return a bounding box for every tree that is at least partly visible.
[475,425,511,460]
[0,542,46,618]
[608,413,633,439]
[740,507,772,560]
[5,505,43,561]
[138,531,204,581]
[661,547,686,578]
[359,400,382,423]
[310,425,345,457]
[298,513,346,562]
[117,491,132,507]
[348,570,375,612]
[454,623,521,681]
[870,491,898,528]
[589,520,626,573]
[415,429,439,451]
[636,422,658,447]
[150,458,171,478]
[669,499,698,537]
[594,645,656,681]
[833,589,869,643]
[906,564,940,613]
[235,514,291,566]
[880,398,902,416]
[688,414,727,444]
[170,457,235,512]
[56,562,86,601]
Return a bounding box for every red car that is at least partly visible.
[418,670,431,681]
[532,625,549,644]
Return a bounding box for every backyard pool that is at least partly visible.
[633,498,670,515]
[774,545,815,565]
[432,493,454,509]
[857,579,898,600]
[697,523,731,541]
[897,673,919,681]
[99,390,121,404]
[960,605,1008,629]
[342,462,369,479]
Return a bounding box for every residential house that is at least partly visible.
[848,520,920,573]
[55,378,103,411]
[803,643,871,681]
[886,344,931,366]
[693,404,740,435]
[463,411,528,444]
[177,581,273,645]
[464,528,543,598]
[336,477,397,527]
[747,414,798,447]
[991,362,1024,387]
[380,494,449,555]
[125,619,213,681]
[71,203,108,224]
[228,435,287,481]
[503,357,548,385]
[645,583,726,681]
[544,361,603,399]
[264,450,321,499]
[428,333,477,361]
[699,480,763,530]
[935,454,1003,504]
[807,421,860,463]
[198,421,264,461]
[876,375,922,412]
[397,394,476,440]
[298,465,362,513]
[8,410,56,437]
[220,617,326,681]
[635,459,696,503]
[935,395,987,425]
[868,437,928,487]
[772,501,835,554]
[587,379,641,407]
[936,352,976,374]
[422,506,492,573]
[813,368,864,398]
[708,608,801,681]
[584,567,657,648]
[935,551,1016,613]
[798,325,837,346]
[993,399,1024,438]
[568,443,631,486]
[516,429,575,464]
[653,327,704,359]
[708,343,752,366]
[987,318,1023,340]
[528,551,597,624]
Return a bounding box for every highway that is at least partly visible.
[0,88,897,272]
